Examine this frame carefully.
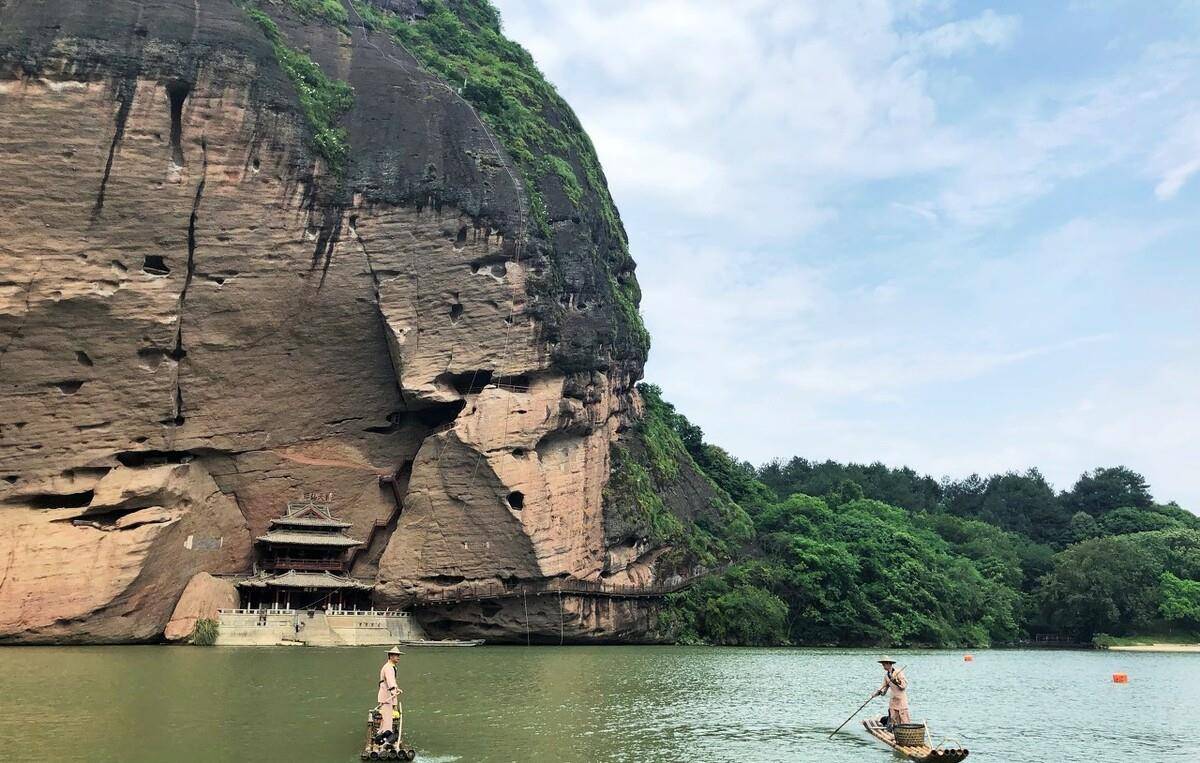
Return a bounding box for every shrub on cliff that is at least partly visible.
[605,385,754,570]
[665,578,789,647]
[191,618,219,646]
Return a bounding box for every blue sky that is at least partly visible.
[492,0,1200,510]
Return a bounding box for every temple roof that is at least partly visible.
[269,515,354,529]
[255,530,362,547]
[269,498,353,530]
[236,570,374,590]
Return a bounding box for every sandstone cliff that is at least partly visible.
[0,0,726,643]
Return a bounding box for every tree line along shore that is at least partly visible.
[627,385,1200,648]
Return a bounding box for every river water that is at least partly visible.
[0,645,1194,762]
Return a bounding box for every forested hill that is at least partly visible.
[640,384,1200,647]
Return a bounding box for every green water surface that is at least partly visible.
[0,646,1194,762]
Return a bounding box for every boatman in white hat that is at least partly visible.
[374,646,404,745]
[875,657,910,728]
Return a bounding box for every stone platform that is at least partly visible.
[215,609,426,646]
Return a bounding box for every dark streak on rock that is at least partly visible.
[169,137,207,429]
[90,78,137,221]
[313,208,344,290]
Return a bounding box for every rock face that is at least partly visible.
[164,571,240,642]
[0,464,250,642]
[0,0,719,643]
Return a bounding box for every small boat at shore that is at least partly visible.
[862,719,969,761]
[399,639,484,647]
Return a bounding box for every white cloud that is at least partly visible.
[1151,112,1200,199]
[494,1,1200,511]
[909,9,1021,58]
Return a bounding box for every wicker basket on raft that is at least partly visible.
[893,723,928,746]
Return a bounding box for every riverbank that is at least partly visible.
[1107,643,1200,653]
[1095,632,1200,652]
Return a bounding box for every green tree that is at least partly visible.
[1063,466,1153,517]
[1159,572,1200,628]
[1099,507,1180,536]
[1035,535,1165,639]
[1069,511,1102,543]
[941,470,1068,548]
[757,458,941,513]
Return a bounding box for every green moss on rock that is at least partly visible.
[351,0,650,365]
[605,384,755,570]
[240,3,355,172]
[281,0,350,29]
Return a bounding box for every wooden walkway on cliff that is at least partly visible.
[411,570,716,607]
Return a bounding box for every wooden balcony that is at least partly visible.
[263,557,345,573]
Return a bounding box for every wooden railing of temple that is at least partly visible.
[263,558,345,572]
[411,568,722,607]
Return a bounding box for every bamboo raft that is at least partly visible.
[361,708,415,761]
[862,719,969,762]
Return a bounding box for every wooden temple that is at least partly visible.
[238,498,374,610]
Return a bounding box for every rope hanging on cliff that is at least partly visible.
[523,589,530,646]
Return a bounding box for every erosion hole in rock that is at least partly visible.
[448,303,463,322]
[3,476,18,484]
[142,255,170,276]
[511,447,528,458]
[489,262,507,278]
[166,79,191,167]
[14,490,95,509]
[364,411,405,435]
[469,253,508,274]
[52,380,85,395]
[494,374,531,393]
[439,370,493,395]
[137,347,169,370]
[115,450,194,467]
[455,225,468,245]
[411,400,466,428]
[75,350,94,367]
[506,491,525,510]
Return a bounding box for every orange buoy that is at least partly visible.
[964,654,974,662]
[1112,673,1129,683]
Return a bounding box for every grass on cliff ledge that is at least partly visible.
[240,3,355,172]
[605,384,755,569]
[351,0,649,359]
[281,0,350,29]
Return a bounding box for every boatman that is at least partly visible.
[374,646,404,745]
[875,657,910,728]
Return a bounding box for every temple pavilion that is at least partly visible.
[237,498,374,610]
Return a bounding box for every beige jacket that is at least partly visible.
[377,661,398,704]
[879,668,909,710]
